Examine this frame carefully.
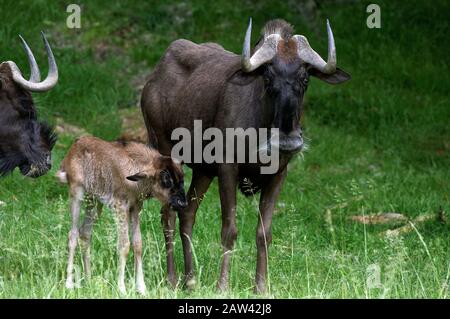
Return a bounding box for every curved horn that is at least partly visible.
[294,19,336,74]
[241,18,281,72]
[18,35,41,82]
[7,32,58,92]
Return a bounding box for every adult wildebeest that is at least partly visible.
[0,33,58,178]
[141,19,350,293]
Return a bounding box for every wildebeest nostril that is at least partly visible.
[177,199,188,208]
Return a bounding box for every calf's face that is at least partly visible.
[158,165,188,210]
[127,156,188,210]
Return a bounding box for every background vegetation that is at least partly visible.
[0,0,449,298]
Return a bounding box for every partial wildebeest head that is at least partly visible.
[127,156,188,210]
[241,19,350,153]
[157,157,188,210]
[0,33,58,178]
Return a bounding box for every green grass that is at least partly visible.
[0,0,449,298]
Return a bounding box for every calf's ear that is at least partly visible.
[126,172,146,182]
[309,67,351,85]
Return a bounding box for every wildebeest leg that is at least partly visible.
[130,203,146,295]
[66,186,84,289]
[116,203,130,294]
[161,204,177,287]
[217,165,238,292]
[79,196,102,281]
[255,168,287,293]
[178,169,213,289]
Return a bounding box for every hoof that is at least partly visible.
[65,281,75,289]
[254,284,267,295]
[118,284,127,295]
[217,280,228,293]
[181,276,196,291]
[168,275,178,289]
[185,278,196,290]
[136,286,147,296]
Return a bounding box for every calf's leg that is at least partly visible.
[66,186,84,289]
[130,203,146,295]
[255,168,287,294]
[79,196,102,281]
[217,165,238,292]
[115,203,130,294]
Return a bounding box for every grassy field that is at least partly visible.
[0,0,449,298]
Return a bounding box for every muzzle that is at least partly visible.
[271,129,303,154]
[20,155,52,178]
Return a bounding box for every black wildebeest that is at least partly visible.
[141,19,350,292]
[0,33,58,178]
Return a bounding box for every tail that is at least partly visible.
[55,167,68,184]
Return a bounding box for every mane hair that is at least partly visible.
[17,94,36,118]
[39,121,57,150]
[0,152,23,177]
[262,19,294,40]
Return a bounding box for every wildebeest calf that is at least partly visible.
[56,136,187,294]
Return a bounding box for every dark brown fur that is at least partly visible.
[0,63,56,178]
[277,39,299,63]
[141,19,350,292]
[262,19,294,39]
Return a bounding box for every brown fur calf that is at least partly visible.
[57,136,187,295]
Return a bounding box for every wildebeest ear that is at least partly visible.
[228,70,260,86]
[309,67,351,85]
[126,172,147,182]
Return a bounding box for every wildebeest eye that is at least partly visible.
[160,170,173,188]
